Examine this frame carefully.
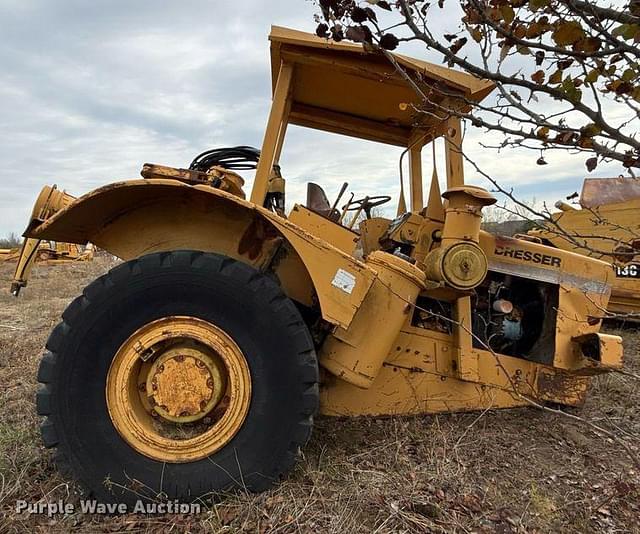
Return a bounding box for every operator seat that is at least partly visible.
[306,183,340,221]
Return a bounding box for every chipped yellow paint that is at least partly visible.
[106,316,251,463]
[12,27,624,420]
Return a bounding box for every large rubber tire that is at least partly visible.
[36,251,319,504]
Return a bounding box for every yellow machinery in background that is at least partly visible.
[2,239,94,265]
[33,240,94,263]
[36,241,83,262]
[10,27,623,504]
[0,248,19,262]
[529,177,640,318]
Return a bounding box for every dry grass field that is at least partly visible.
[0,257,638,533]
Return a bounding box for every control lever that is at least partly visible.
[338,192,355,224]
[331,182,349,213]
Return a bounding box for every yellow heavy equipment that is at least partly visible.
[2,240,93,264]
[11,27,623,504]
[0,248,19,262]
[35,241,90,263]
[529,177,640,318]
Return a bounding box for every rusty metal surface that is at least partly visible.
[536,368,589,406]
[147,347,224,423]
[580,177,640,208]
[106,316,251,463]
[238,217,280,260]
[141,163,245,198]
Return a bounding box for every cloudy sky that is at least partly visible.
[0,0,624,236]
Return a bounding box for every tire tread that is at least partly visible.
[36,250,320,499]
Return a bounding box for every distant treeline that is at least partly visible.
[0,233,21,249]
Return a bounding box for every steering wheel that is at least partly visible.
[344,195,392,218]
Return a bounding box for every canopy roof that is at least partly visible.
[269,26,495,147]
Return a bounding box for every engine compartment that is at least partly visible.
[412,271,559,364]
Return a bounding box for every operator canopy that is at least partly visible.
[269,26,495,147]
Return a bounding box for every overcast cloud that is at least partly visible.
[0,0,624,236]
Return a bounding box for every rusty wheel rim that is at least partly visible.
[106,316,251,463]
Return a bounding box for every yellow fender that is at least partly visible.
[22,179,376,329]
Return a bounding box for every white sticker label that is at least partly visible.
[331,269,356,294]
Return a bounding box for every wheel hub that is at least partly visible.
[146,347,226,423]
[105,316,251,463]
